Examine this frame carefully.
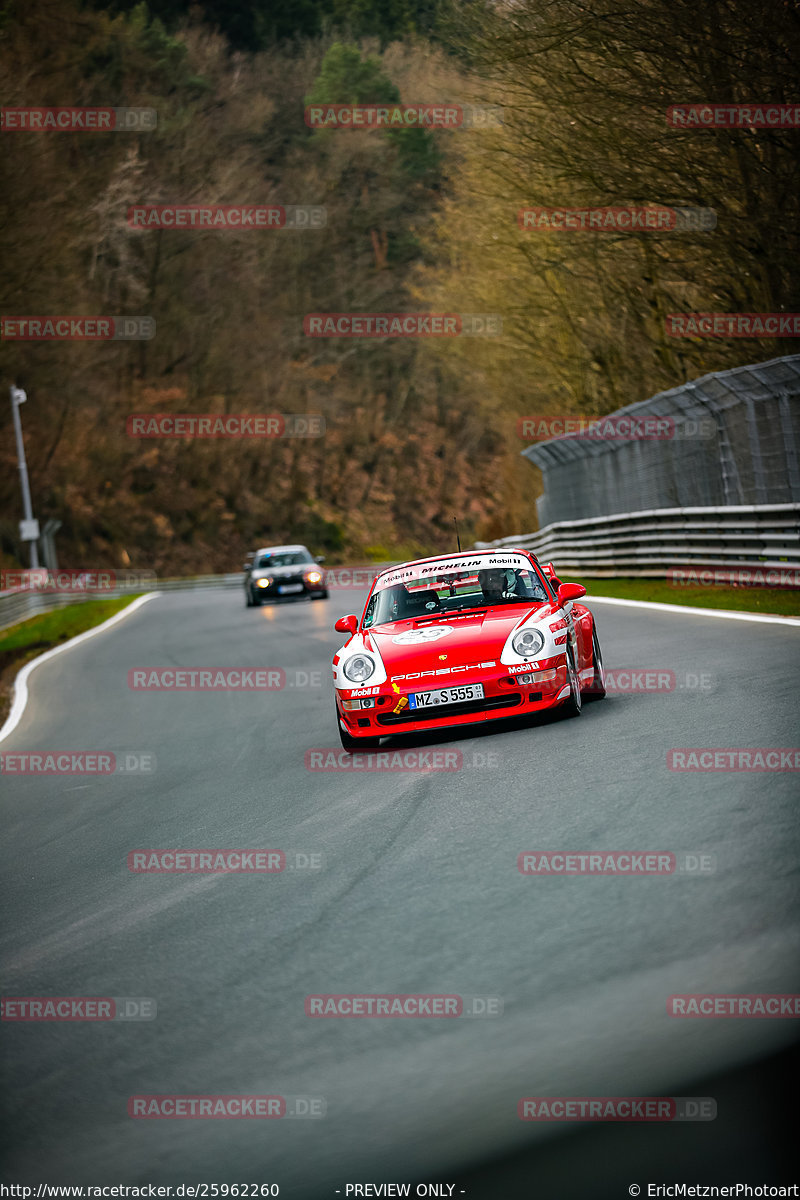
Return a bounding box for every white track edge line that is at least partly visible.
[584,594,800,626]
[0,593,159,746]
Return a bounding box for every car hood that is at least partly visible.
[366,604,556,672]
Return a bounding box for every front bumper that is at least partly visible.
[250,576,326,600]
[335,657,569,740]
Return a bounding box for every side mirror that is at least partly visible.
[315,555,326,564]
[557,582,586,605]
[335,614,358,635]
[243,563,251,571]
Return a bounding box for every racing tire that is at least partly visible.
[585,626,606,700]
[337,709,381,752]
[561,647,582,718]
[245,589,253,607]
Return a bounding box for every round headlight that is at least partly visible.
[257,577,271,589]
[512,627,544,657]
[306,570,323,584]
[343,654,376,683]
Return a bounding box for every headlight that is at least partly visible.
[512,628,545,657]
[306,570,323,584]
[256,577,271,589]
[343,654,375,682]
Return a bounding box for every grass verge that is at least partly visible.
[567,576,800,616]
[0,597,142,728]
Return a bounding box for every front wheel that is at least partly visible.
[245,588,254,608]
[561,647,582,718]
[337,707,381,751]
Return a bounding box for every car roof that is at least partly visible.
[253,545,310,555]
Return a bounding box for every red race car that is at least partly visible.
[332,548,605,750]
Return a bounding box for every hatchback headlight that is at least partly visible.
[256,577,271,589]
[512,628,545,657]
[306,570,323,584]
[343,654,375,682]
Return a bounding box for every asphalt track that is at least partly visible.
[1,586,799,1194]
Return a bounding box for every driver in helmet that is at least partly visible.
[478,568,513,603]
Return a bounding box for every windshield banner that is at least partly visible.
[376,552,533,591]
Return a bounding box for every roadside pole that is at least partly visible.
[10,386,40,569]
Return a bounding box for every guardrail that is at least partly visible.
[475,503,800,578]
[0,566,397,632]
[0,572,245,633]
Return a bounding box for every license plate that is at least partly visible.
[278,583,304,594]
[409,683,485,709]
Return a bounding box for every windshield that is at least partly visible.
[256,551,312,568]
[363,556,551,629]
